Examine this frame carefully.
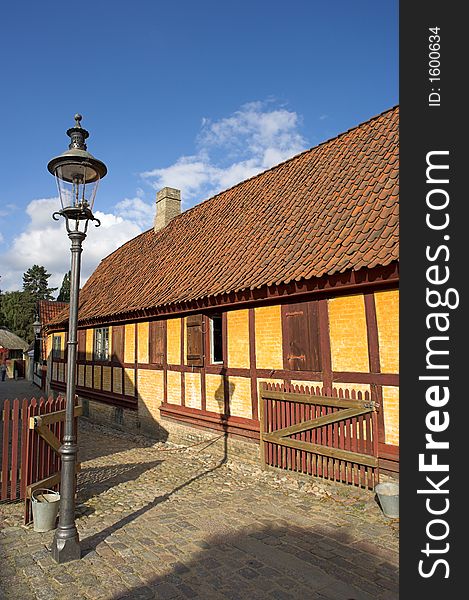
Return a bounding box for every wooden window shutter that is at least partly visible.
[282,301,321,372]
[77,330,87,361]
[112,325,125,364]
[149,321,165,365]
[186,314,204,367]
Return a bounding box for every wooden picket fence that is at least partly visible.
[0,398,29,502]
[259,382,380,489]
[1,396,81,522]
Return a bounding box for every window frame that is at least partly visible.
[52,335,62,360]
[208,313,223,365]
[94,327,110,362]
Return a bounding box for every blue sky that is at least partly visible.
[0,0,398,292]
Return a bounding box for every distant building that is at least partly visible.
[46,107,399,474]
[33,300,69,388]
[0,327,29,378]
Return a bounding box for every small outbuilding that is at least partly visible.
[0,327,29,379]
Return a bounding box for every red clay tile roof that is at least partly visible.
[51,106,398,328]
[38,300,69,326]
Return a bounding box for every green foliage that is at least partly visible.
[0,290,36,343]
[22,264,57,302]
[0,265,59,343]
[57,271,71,302]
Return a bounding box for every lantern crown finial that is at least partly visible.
[66,113,89,151]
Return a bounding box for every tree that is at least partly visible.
[57,271,71,302]
[0,290,36,342]
[22,265,57,302]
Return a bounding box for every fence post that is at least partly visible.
[259,383,266,470]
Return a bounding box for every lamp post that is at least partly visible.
[47,114,107,563]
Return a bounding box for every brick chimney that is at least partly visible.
[154,187,181,232]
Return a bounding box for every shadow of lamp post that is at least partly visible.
[47,114,107,563]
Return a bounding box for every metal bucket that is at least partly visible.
[375,482,399,518]
[31,488,60,532]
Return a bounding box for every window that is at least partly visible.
[209,314,223,364]
[282,301,321,371]
[52,335,62,360]
[149,320,165,365]
[94,327,109,361]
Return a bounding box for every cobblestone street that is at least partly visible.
[1,418,399,600]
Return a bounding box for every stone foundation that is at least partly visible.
[79,397,140,433]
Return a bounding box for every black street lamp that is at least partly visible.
[47,114,107,563]
[33,317,41,339]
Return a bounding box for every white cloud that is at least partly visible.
[2,100,309,292]
[114,196,154,229]
[2,197,143,292]
[141,100,308,205]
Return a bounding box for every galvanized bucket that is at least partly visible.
[375,482,399,518]
[31,488,60,532]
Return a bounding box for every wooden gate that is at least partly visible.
[259,382,379,489]
[1,396,82,522]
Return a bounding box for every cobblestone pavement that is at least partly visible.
[0,420,399,600]
[0,377,41,409]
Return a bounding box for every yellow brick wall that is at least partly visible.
[329,295,369,372]
[167,318,181,365]
[255,305,283,370]
[113,367,122,394]
[138,369,164,422]
[46,334,52,362]
[227,309,250,368]
[184,372,202,409]
[374,290,399,374]
[382,385,399,445]
[78,364,85,387]
[124,324,135,363]
[137,322,149,364]
[227,376,252,419]
[85,365,93,388]
[102,366,112,392]
[86,329,93,361]
[124,368,135,396]
[205,374,225,413]
[93,365,101,390]
[167,370,181,405]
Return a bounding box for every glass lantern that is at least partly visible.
[48,114,107,221]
